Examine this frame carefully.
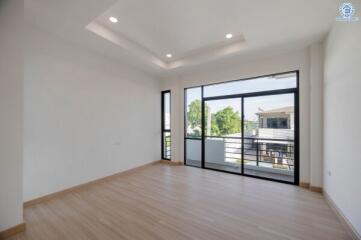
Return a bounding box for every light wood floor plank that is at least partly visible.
[8,164,350,240]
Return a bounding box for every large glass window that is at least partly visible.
[162,91,171,160]
[184,71,299,184]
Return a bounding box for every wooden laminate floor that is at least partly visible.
[186,160,294,182]
[9,164,350,240]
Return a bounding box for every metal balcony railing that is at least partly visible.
[205,136,295,171]
[164,134,171,159]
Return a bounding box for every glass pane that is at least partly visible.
[185,139,201,167]
[204,98,242,173]
[163,132,171,159]
[204,99,242,137]
[243,94,295,182]
[204,72,297,98]
[185,87,202,138]
[164,92,170,130]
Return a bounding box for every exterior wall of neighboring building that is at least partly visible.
[257,108,294,140]
[258,128,294,140]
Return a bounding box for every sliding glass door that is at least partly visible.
[203,98,243,173]
[242,94,295,182]
[184,71,299,184]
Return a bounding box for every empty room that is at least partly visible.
[1,0,360,239]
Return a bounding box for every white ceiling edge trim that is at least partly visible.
[168,38,247,69]
[86,22,247,70]
[86,21,168,69]
[169,35,245,61]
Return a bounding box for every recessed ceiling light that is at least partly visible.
[109,17,118,23]
[225,33,233,39]
[166,54,172,58]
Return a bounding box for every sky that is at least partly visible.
[186,74,296,122]
[163,92,171,129]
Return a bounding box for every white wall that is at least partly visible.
[309,43,324,188]
[24,26,161,201]
[324,19,361,235]
[162,46,324,185]
[0,0,24,231]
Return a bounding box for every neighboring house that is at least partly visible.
[187,106,295,173]
[256,106,294,140]
[254,106,295,169]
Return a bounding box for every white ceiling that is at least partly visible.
[26,0,342,76]
[96,0,246,61]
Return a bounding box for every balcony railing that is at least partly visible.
[204,136,295,172]
[164,134,171,159]
[185,135,295,176]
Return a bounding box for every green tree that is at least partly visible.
[209,116,220,136]
[187,100,241,137]
[187,99,203,129]
[213,107,241,135]
[187,100,203,137]
[187,100,218,137]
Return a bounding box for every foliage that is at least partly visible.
[212,107,241,135]
[186,100,204,137]
[187,100,203,128]
[187,100,242,137]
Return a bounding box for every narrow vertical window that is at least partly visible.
[162,90,171,160]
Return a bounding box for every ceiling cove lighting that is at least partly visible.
[109,17,118,23]
[166,54,172,58]
[225,33,233,39]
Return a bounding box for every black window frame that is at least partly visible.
[183,70,300,186]
[161,90,171,160]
